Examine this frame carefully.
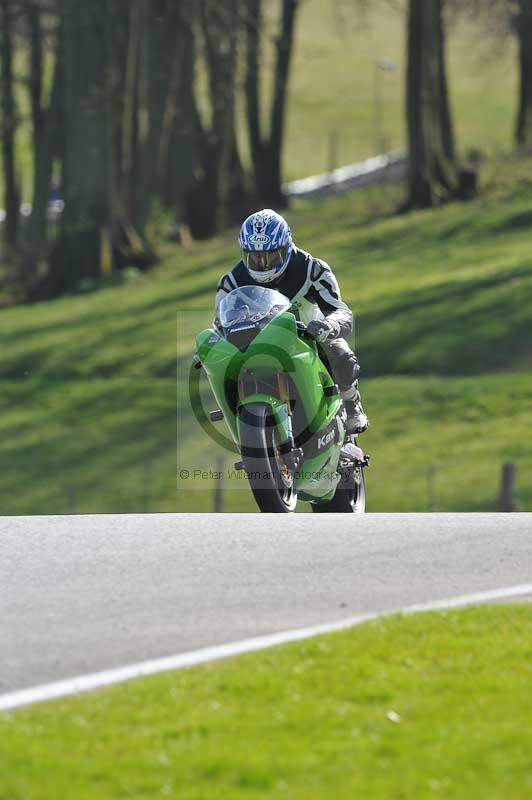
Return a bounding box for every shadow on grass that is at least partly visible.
[360,261,532,376]
[0,274,215,357]
[0,379,178,514]
[492,209,532,234]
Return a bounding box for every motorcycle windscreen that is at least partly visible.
[215,286,290,348]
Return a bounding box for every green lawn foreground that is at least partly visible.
[1,603,531,799]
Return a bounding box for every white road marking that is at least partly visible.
[1,582,531,713]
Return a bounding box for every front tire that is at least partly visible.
[311,464,365,513]
[239,403,297,513]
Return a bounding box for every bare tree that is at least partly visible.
[515,0,532,146]
[245,0,300,207]
[405,0,463,208]
[182,0,245,238]
[48,0,155,297]
[103,0,157,270]
[23,2,62,273]
[0,0,20,249]
[49,0,112,292]
[133,0,181,233]
[157,8,200,223]
[446,0,532,149]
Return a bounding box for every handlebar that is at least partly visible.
[296,321,319,341]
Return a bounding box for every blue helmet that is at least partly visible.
[238,209,293,284]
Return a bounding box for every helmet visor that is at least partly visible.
[243,247,288,273]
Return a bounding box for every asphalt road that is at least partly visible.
[1,513,531,695]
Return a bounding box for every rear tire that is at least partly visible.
[240,403,297,513]
[311,465,365,513]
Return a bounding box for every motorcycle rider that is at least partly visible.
[215,209,369,434]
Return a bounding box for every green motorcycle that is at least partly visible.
[194,285,369,513]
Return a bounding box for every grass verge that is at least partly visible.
[1,603,531,799]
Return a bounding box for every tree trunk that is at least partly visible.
[104,0,158,272]
[0,0,20,249]
[48,0,155,297]
[158,14,200,217]
[245,0,299,208]
[405,0,461,209]
[158,0,247,240]
[134,0,180,233]
[266,0,298,206]
[25,4,62,257]
[244,0,263,191]
[49,0,111,292]
[185,0,241,238]
[515,0,532,148]
[120,0,142,221]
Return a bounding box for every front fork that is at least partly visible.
[237,371,303,471]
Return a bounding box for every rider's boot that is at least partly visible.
[342,382,369,435]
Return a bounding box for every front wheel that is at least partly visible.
[311,464,365,513]
[239,403,297,513]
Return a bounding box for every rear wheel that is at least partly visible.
[239,403,297,513]
[311,464,365,513]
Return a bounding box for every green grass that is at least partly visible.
[2,372,530,514]
[1,157,532,513]
[1,604,531,799]
[282,0,517,178]
[240,0,518,179]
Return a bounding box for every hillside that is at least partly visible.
[1,157,531,514]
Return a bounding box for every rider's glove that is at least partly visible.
[306,318,341,343]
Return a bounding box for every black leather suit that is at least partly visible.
[215,246,360,393]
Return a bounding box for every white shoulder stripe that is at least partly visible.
[317,285,343,308]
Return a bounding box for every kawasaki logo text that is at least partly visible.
[317,429,335,449]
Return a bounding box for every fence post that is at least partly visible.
[426,464,436,512]
[143,460,152,513]
[66,485,77,514]
[327,130,339,181]
[498,462,519,512]
[214,455,224,513]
